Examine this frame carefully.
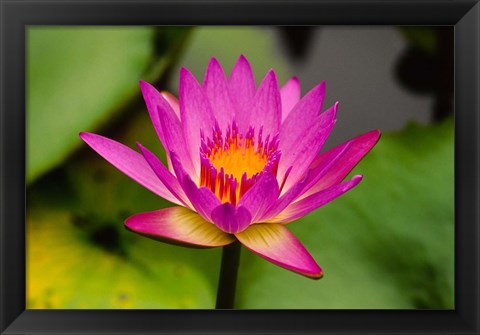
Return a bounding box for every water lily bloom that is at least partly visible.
[80,56,380,279]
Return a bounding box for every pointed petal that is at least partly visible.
[235,223,322,279]
[229,55,256,134]
[280,77,301,122]
[170,152,221,222]
[268,175,363,223]
[211,203,252,234]
[157,102,196,177]
[238,172,279,222]
[260,170,312,221]
[249,70,281,138]
[179,67,215,175]
[139,80,195,176]
[278,102,337,192]
[203,58,236,131]
[79,132,182,205]
[279,82,326,172]
[137,143,191,208]
[161,91,180,118]
[125,207,235,248]
[294,140,354,200]
[298,130,381,200]
[139,80,172,146]
[279,82,326,163]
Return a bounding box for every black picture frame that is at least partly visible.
[1,0,479,334]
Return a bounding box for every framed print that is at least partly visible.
[1,0,479,334]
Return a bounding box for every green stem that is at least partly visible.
[215,241,241,309]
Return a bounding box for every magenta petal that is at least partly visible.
[295,140,354,199]
[161,91,180,118]
[211,203,252,234]
[279,82,326,159]
[125,207,235,248]
[229,55,256,133]
[238,172,279,222]
[260,170,312,221]
[269,175,363,223]
[139,80,173,147]
[280,77,301,122]
[249,70,281,138]
[156,103,196,177]
[170,152,221,222]
[79,132,182,205]
[278,102,337,192]
[203,58,236,131]
[235,223,322,279]
[139,80,195,176]
[280,81,325,140]
[137,143,191,207]
[182,180,222,222]
[299,130,381,200]
[179,67,215,174]
[278,82,327,166]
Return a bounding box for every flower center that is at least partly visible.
[200,123,280,205]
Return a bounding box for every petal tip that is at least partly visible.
[259,69,280,94]
[236,54,250,65]
[179,66,192,79]
[207,56,221,67]
[309,269,324,280]
[323,102,339,120]
[266,68,278,79]
[124,216,135,231]
[230,54,255,84]
[352,174,364,185]
[135,141,146,151]
[79,131,98,144]
[139,80,155,91]
[302,261,323,279]
[204,57,227,86]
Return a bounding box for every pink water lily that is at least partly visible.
[80,56,380,279]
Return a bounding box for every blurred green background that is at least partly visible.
[26,26,454,309]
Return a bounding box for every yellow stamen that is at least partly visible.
[209,137,267,182]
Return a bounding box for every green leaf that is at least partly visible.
[236,118,454,309]
[27,27,155,183]
[27,209,221,309]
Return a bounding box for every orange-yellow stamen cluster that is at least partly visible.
[199,123,280,205]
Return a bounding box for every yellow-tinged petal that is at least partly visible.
[235,223,322,279]
[125,207,235,248]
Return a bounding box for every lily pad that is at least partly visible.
[27,209,221,309]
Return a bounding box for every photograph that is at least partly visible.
[26,26,454,310]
